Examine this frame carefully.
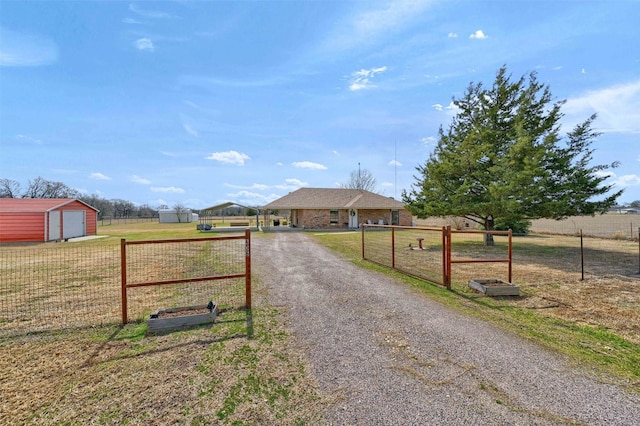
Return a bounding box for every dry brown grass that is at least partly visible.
[412,216,640,345]
[444,234,640,346]
[0,228,324,424]
[0,295,324,425]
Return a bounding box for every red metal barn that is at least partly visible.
[0,198,99,242]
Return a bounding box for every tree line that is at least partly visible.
[0,177,157,219]
[0,177,263,219]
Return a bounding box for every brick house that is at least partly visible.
[262,188,413,229]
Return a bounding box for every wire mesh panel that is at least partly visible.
[0,241,121,336]
[362,227,394,267]
[530,217,638,239]
[362,225,446,286]
[362,225,514,288]
[0,232,251,335]
[393,227,445,285]
[121,233,250,323]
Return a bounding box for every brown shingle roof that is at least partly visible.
[262,188,406,210]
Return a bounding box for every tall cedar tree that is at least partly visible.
[403,66,622,239]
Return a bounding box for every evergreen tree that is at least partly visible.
[403,66,622,242]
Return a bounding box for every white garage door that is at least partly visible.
[48,210,61,241]
[63,210,86,239]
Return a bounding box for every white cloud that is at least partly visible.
[563,80,640,134]
[284,178,308,187]
[469,30,488,39]
[16,134,42,144]
[227,190,277,204]
[131,175,151,184]
[388,160,402,166]
[151,186,185,193]
[122,17,144,25]
[349,66,387,91]
[611,174,640,188]
[328,0,434,52]
[224,183,269,191]
[183,123,198,137]
[433,101,460,115]
[206,150,251,165]
[448,32,458,38]
[0,28,58,67]
[292,161,328,170]
[274,179,308,190]
[134,38,155,51]
[129,3,174,19]
[421,136,437,146]
[89,172,111,181]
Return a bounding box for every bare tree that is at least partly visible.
[0,178,21,198]
[341,167,378,192]
[173,203,188,223]
[23,176,79,198]
[112,199,135,218]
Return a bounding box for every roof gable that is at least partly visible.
[0,198,99,213]
[263,188,406,210]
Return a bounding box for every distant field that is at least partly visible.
[417,214,640,239]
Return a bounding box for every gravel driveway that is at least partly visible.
[252,232,640,425]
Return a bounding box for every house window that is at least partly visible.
[391,210,399,225]
[330,210,339,225]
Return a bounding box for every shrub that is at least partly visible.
[494,218,531,235]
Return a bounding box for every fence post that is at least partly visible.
[245,229,251,309]
[361,224,365,259]
[391,227,395,269]
[580,229,584,281]
[508,229,512,283]
[120,238,128,324]
[444,226,452,289]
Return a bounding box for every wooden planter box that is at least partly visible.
[147,303,217,333]
[469,278,520,296]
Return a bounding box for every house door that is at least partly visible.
[63,210,86,239]
[348,209,358,228]
[48,211,61,241]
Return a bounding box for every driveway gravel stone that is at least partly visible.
[252,232,640,425]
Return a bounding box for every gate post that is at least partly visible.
[245,229,252,309]
[120,238,128,324]
[446,226,452,289]
[508,229,513,283]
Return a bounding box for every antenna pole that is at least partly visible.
[394,140,397,199]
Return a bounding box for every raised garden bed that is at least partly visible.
[147,302,217,333]
[469,278,520,296]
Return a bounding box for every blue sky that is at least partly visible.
[1,0,639,209]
